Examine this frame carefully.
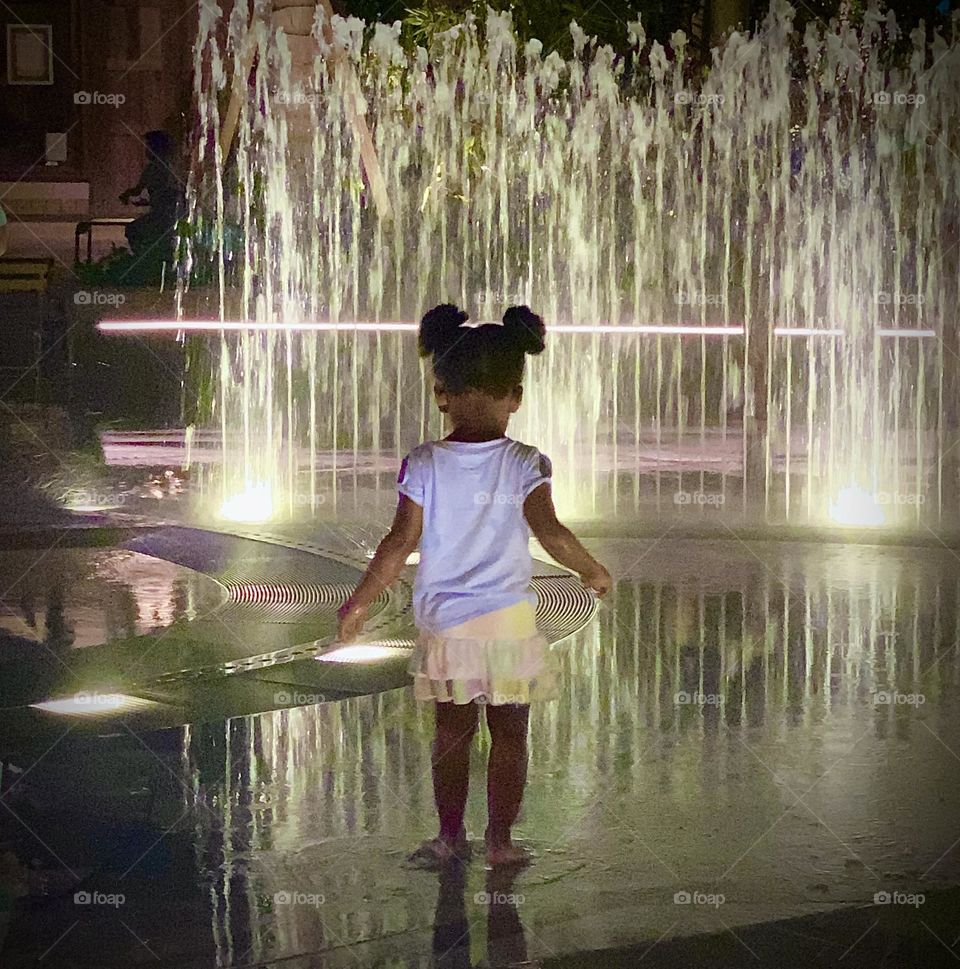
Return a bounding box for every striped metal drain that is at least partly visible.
[532,575,598,644]
[120,528,596,691]
[151,578,593,687]
[225,581,387,622]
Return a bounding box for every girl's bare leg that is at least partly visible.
[484,703,532,866]
[433,699,479,845]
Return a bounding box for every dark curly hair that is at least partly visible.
[418,303,546,398]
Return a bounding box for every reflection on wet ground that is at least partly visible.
[0,547,225,650]
[2,538,959,967]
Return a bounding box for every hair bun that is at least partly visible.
[419,303,469,357]
[502,305,546,355]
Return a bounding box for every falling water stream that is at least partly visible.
[179,1,960,526]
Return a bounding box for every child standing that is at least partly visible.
[337,303,611,868]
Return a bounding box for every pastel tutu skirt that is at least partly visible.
[409,599,559,705]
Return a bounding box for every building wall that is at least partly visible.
[0,1,77,179]
[1,0,197,218]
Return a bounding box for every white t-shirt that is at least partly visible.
[398,437,552,633]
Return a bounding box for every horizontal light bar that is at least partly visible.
[774,328,936,338]
[876,328,937,338]
[98,320,939,339]
[99,320,419,333]
[548,324,745,335]
[98,320,745,335]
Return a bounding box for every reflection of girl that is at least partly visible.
[119,131,179,255]
[432,863,529,967]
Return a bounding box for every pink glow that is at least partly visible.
[98,320,745,336]
[876,328,937,338]
[98,320,938,339]
[773,327,845,337]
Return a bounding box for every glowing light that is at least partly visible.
[876,329,937,338]
[219,483,273,522]
[31,692,143,716]
[101,320,941,340]
[364,549,418,562]
[315,644,408,663]
[551,324,745,335]
[829,486,885,527]
[99,320,419,333]
[99,319,745,336]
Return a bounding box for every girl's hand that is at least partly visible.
[337,600,368,642]
[580,563,612,598]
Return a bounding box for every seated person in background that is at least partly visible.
[119,130,179,257]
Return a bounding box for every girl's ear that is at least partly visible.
[509,385,523,413]
[434,382,449,413]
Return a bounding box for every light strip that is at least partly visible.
[99,320,419,332]
[544,324,745,335]
[876,328,937,338]
[98,320,939,339]
[99,320,746,335]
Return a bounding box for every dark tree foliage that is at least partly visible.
[343,0,705,56]
[342,0,953,57]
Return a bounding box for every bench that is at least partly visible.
[74,218,134,264]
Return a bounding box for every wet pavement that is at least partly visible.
[1,532,960,967]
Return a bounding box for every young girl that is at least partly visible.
[337,303,611,869]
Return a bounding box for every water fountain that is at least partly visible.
[171,0,959,529]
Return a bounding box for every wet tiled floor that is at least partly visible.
[2,534,960,967]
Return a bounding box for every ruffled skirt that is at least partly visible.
[409,599,559,705]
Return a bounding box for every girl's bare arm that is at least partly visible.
[337,496,423,640]
[523,484,611,595]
